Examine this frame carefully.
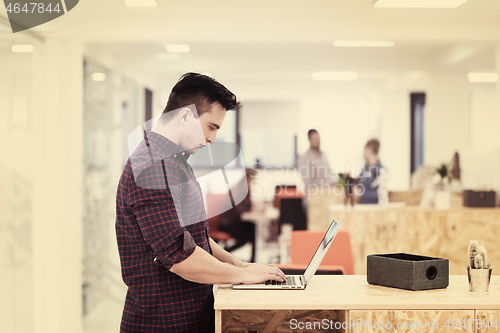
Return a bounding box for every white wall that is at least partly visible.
[465,88,500,203]
[423,74,500,198]
[0,33,38,333]
[32,38,84,333]
[424,74,471,166]
[0,36,84,333]
[470,89,500,151]
[240,101,300,166]
[378,92,411,191]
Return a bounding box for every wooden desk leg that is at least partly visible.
[215,310,222,333]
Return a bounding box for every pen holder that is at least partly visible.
[467,266,492,292]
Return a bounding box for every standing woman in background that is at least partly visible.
[358,139,389,205]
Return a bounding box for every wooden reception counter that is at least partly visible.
[215,275,500,333]
[307,198,500,275]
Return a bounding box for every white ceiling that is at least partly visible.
[37,0,500,43]
[2,0,500,98]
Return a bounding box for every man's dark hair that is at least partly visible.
[308,129,318,139]
[365,138,380,154]
[162,73,242,120]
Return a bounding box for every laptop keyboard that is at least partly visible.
[265,276,296,286]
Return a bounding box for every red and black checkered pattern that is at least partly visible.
[116,130,214,332]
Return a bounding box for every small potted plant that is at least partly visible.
[467,240,492,292]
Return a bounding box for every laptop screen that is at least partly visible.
[303,220,341,284]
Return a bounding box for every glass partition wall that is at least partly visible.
[0,28,43,333]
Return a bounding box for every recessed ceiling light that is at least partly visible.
[166,44,190,53]
[125,0,156,7]
[468,73,498,83]
[333,40,395,47]
[12,44,34,53]
[92,73,106,82]
[311,71,358,81]
[374,0,467,8]
[157,53,181,61]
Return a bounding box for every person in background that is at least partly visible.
[298,129,334,213]
[358,139,388,204]
[218,169,256,262]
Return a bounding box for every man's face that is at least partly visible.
[309,132,320,149]
[185,102,227,154]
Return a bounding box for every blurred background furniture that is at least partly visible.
[388,190,423,206]
[273,184,303,209]
[277,229,353,275]
[206,192,233,244]
[241,206,279,263]
[278,198,307,232]
[322,205,500,275]
[292,230,353,275]
[207,190,257,262]
[276,264,344,276]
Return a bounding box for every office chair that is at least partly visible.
[279,197,307,231]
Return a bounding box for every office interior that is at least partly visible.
[2,0,500,332]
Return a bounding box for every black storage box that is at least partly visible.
[367,253,449,291]
[463,190,497,207]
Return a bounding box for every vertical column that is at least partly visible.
[495,44,500,92]
[32,38,84,333]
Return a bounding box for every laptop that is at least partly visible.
[233,220,340,290]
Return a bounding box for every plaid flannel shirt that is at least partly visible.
[116,130,214,332]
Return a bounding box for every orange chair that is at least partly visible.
[289,229,354,275]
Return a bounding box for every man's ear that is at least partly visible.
[177,107,192,125]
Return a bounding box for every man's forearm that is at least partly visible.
[170,246,244,284]
[170,244,287,285]
[209,237,246,267]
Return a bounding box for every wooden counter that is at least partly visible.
[308,195,500,275]
[215,275,500,332]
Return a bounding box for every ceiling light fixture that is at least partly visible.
[125,0,156,7]
[92,73,106,82]
[166,44,190,53]
[333,40,395,47]
[11,44,35,53]
[311,71,358,81]
[468,73,498,83]
[374,0,467,8]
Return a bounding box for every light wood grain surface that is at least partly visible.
[215,275,500,311]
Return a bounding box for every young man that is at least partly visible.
[298,129,334,212]
[116,73,285,332]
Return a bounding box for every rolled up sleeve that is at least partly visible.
[129,162,196,270]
